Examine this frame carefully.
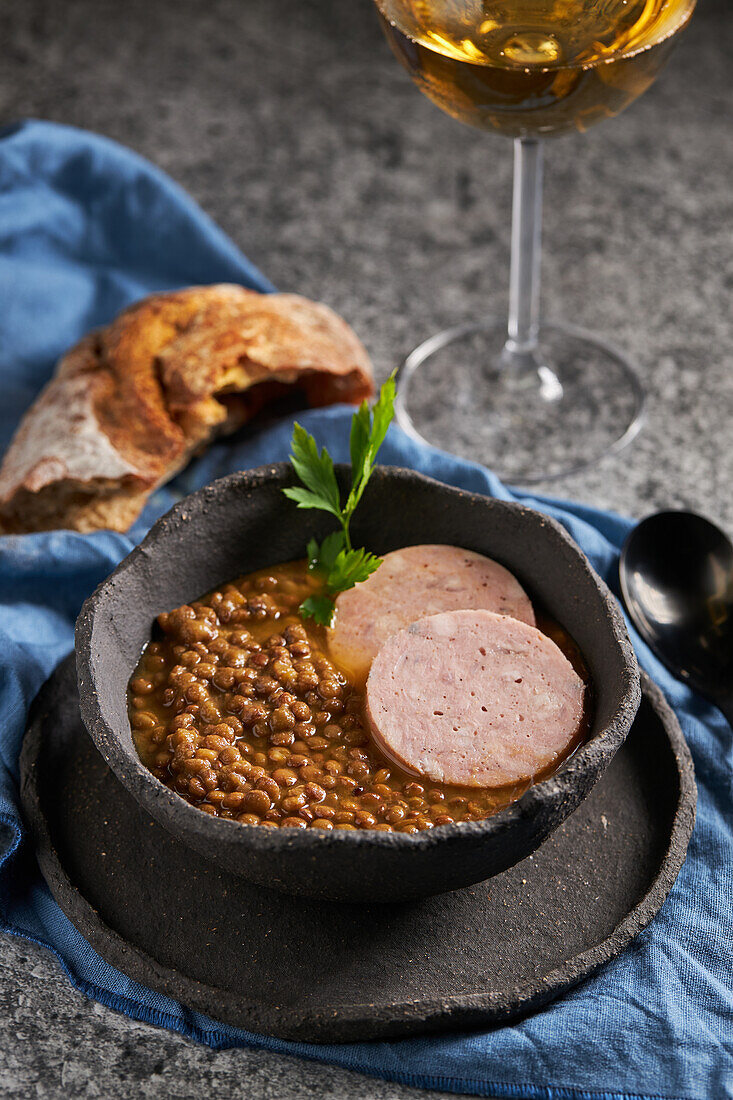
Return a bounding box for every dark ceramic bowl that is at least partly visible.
[76,465,640,903]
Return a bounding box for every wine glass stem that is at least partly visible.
[507,136,543,355]
[502,137,562,401]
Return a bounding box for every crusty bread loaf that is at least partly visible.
[0,285,373,533]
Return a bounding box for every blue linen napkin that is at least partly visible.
[0,120,730,1100]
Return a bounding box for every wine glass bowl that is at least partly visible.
[375,0,697,138]
[372,0,697,481]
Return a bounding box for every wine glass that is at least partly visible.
[373,0,697,482]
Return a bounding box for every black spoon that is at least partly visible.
[620,510,733,728]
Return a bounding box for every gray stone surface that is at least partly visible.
[0,0,730,1096]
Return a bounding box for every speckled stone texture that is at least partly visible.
[0,0,730,1095]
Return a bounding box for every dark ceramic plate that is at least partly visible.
[76,465,640,903]
[20,659,694,1043]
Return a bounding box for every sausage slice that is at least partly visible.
[365,610,586,789]
[328,544,535,685]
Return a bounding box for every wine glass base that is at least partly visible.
[395,318,647,484]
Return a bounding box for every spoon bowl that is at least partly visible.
[620,510,733,725]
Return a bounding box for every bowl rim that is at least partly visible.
[75,463,641,854]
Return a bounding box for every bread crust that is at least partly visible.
[0,285,373,533]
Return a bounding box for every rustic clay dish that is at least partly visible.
[76,464,641,903]
[21,661,694,1042]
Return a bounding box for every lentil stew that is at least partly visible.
[128,559,590,832]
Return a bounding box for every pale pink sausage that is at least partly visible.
[365,610,585,789]
[328,544,535,685]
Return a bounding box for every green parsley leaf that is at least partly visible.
[349,398,372,498]
[325,547,382,594]
[306,536,320,566]
[283,422,341,518]
[345,373,397,518]
[307,530,346,576]
[317,530,347,572]
[299,542,382,625]
[281,485,334,512]
[283,372,396,623]
[299,594,338,628]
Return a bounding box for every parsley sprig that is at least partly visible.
[282,373,396,626]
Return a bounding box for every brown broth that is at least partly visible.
[128,559,591,832]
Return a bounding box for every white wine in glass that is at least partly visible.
[374,0,697,481]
